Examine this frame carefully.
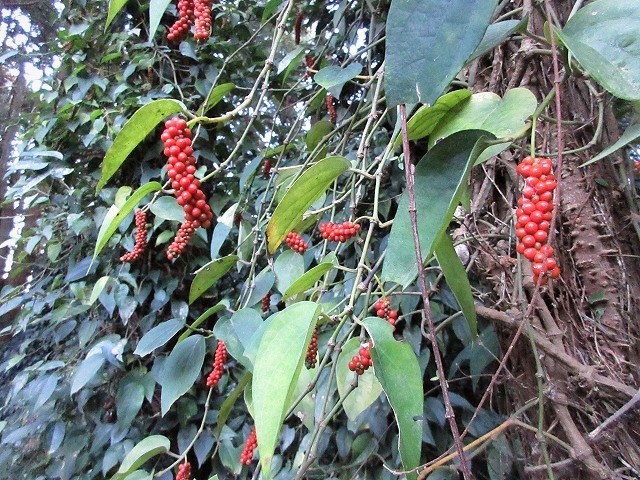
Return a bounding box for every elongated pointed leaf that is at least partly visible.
[252,302,320,478]
[189,255,238,304]
[266,156,350,253]
[213,309,263,369]
[434,235,477,337]
[134,319,183,357]
[385,0,497,107]
[148,0,172,40]
[97,99,185,191]
[216,372,252,438]
[382,131,494,287]
[94,182,161,258]
[363,317,422,480]
[282,252,338,300]
[199,83,235,115]
[105,0,128,30]
[113,435,170,478]
[336,337,383,421]
[160,335,206,415]
[557,1,640,101]
[580,122,640,167]
[314,63,362,97]
[177,302,226,343]
[469,17,528,61]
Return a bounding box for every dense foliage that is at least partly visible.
[1,1,639,480]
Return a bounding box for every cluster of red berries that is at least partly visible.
[206,339,227,388]
[348,345,372,376]
[327,94,337,124]
[260,292,271,312]
[120,209,148,262]
[319,221,360,242]
[240,427,257,465]
[294,11,303,45]
[262,159,272,178]
[634,160,640,175]
[372,297,398,329]
[176,462,191,480]
[167,0,194,42]
[161,116,214,260]
[515,156,560,284]
[285,231,308,254]
[166,0,211,42]
[305,327,318,369]
[304,54,315,79]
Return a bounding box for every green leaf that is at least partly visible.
[434,235,477,337]
[89,276,110,305]
[148,0,172,41]
[393,90,472,148]
[213,309,262,369]
[336,337,383,421]
[266,156,351,253]
[273,250,305,295]
[113,435,170,478]
[116,381,145,429]
[105,0,128,30]
[384,0,498,107]
[580,122,640,167]
[149,196,184,221]
[261,0,284,22]
[306,120,334,151]
[252,302,320,478]
[94,182,161,258]
[216,372,252,438]
[282,252,338,300]
[97,99,185,191]
[314,63,362,97]
[277,46,304,75]
[177,302,226,343]
[363,317,423,480]
[189,255,238,304]
[134,319,183,357]
[70,354,105,394]
[382,130,494,287]
[429,88,537,163]
[199,83,235,115]
[469,17,528,61]
[243,267,275,308]
[557,1,640,100]
[160,335,206,415]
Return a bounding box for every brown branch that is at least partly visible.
[399,104,471,480]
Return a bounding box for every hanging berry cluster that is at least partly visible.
[319,221,360,242]
[294,11,303,45]
[372,297,398,329]
[348,345,372,376]
[161,116,214,260]
[634,160,640,175]
[260,292,271,312]
[167,0,211,42]
[326,94,337,124]
[304,54,315,79]
[262,158,272,178]
[206,339,227,388]
[304,327,318,369]
[120,209,148,262]
[240,427,257,465]
[285,231,308,254]
[176,462,191,480]
[515,156,560,284]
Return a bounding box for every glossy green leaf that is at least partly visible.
[336,337,383,421]
[314,63,362,97]
[282,252,338,300]
[469,17,528,61]
[116,381,145,429]
[213,309,262,369]
[429,88,537,163]
[105,0,128,30]
[434,235,477,337]
[557,1,640,100]
[363,317,422,480]
[384,0,497,107]
[159,335,206,415]
[266,156,350,253]
[149,196,184,221]
[306,120,334,151]
[70,354,105,394]
[393,90,472,148]
[113,435,170,478]
[177,302,226,343]
[148,0,171,41]
[134,319,183,357]
[199,83,235,115]
[97,99,185,191]
[216,372,251,438]
[580,122,640,167]
[89,276,110,305]
[94,182,161,258]
[382,130,494,287]
[261,0,284,22]
[189,255,238,304]
[252,302,320,478]
[273,250,305,295]
[243,267,275,308]
[277,46,304,75]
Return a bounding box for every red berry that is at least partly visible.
[176,461,191,480]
